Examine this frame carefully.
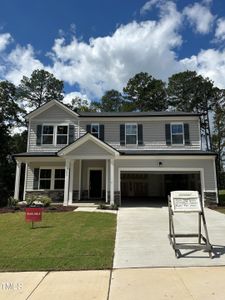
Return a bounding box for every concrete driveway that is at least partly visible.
[113,207,225,268]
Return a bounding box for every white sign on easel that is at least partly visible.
[170,191,201,213]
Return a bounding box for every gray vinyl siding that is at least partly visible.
[28,104,78,152]
[79,118,200,150]
[68,140,112,156]
[114,158,216,191]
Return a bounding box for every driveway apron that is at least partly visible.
[113,207,225,268]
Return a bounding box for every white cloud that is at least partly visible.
[140,0,158,15]
[181,48,225,88]
[4,44,43,85]
[63,91,91,105]
[0,33,12,52]
[215,18,225,41]
[183,2,215,34]
[49,1,182,97]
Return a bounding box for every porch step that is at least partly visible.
[72,201,103,208]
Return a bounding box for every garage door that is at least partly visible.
[120,171,201,204]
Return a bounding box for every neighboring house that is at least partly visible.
[14,100,218,206]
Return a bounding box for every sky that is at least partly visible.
[1,0,225,104]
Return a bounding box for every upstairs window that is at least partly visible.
[57,126,68,145]
[125,124,137,145]
[171,123,184,144]
[42,125,54,144]
[91,124,99,138]
[39,169,51,189]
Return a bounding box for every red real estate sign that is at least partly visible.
[25,208,43,222]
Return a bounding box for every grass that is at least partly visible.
[0,211,116,271]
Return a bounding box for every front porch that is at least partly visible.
[14,133,120,206]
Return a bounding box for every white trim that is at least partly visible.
[116,155,215,160]
[125,123,138,146]
[170,123,184,146]
[58,133,119,156]
[68,160,75,205]
[27,122,31,151]
[26,100,79,120]
[110,159,115,205]
[14,161,21,199]
[41,124,69,146]
[64,159,70,206]
[212,158,219,203]
[87,167,104,199]
[118,167,205,198]
[91,123,100,139]
[23,163,28,200]
[106,160,109,203]
[38,166,66,191]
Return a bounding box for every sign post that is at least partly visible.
[25,207,43,228]
[168,191,212,258]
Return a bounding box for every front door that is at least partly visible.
[89,170,102,198]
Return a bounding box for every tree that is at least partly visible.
[212,95,225,189]
[17,69,64,108]
[67,96,91,112]
[0,81,24,206]
[0,81,23,126]
[167,71,218,150]
[98,89,125,112]
[123,72,168,111]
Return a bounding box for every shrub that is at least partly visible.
[25,194,52,207]
[7,196,19,208]
[38,195,52,207]
[25,195,36,207]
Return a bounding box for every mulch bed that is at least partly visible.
[0,206,77,214]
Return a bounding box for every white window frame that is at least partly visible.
[42,125,54,145]
[91,123,100,138]
[38,167,65,190]
[125,123,138,145]
[170,123,184,145]
[56,125,68,145]
[41,124,69,146]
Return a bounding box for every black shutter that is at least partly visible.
[69,124,75,144]
[33,168,39,190]
[36,125,42,145]
[99,125,104,141]
[165,124,171,145]
[120,124,125,146]
[86,124,91,133]
[184,123,190,145]
[138,124,143,145]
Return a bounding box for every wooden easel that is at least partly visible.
[168,191,213,258]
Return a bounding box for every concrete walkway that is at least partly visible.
[114,207,225,268]
[1,267,225,300]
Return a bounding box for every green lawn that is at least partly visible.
[0,211,116,271]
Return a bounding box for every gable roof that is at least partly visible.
[25,99,79,120]
[58,133,119,156]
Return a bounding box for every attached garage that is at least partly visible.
[120,171,201,205]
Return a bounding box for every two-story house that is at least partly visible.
[13,100,218,206]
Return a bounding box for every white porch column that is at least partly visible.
[68,160,75,205]
[110,159,114,205]
[14,161,22,200]
[105,159,109,203]
[23,163,28,200]
[63,159,70,206]
[78,160,82,201]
